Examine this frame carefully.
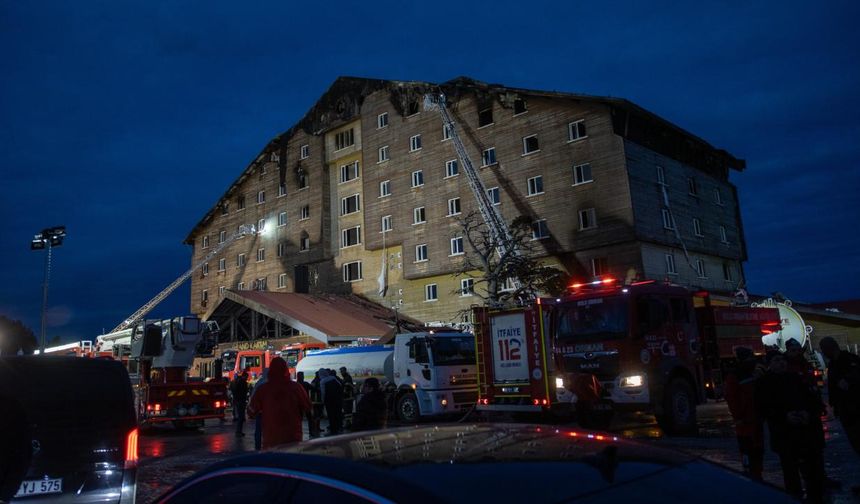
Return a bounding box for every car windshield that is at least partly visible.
[283,350,300,368]
[555,296,629,343]
[430,336,476,366]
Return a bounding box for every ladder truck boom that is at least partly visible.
[424,93,522,290]
[107,224,256,335]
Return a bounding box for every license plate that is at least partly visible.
[14,478,63,497]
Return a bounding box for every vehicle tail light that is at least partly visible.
[533,399,540,406]
[125,428,139,470]
[154,403,161,412]
[541,399,548,405]
[214,401,222,408]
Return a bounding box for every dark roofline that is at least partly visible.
[184,75,745,244]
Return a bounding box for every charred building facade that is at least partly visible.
[185,77,748,326]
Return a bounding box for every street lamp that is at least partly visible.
[31,226,66,355]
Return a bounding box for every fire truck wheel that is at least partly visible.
[660,378,698,436]
[396,393,420,423]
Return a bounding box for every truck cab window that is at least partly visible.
[409,339,430,364]
[637,297,669,334]
[670,298,690,323]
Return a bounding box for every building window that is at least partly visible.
[219,230,226,243]
[343,261,362,282]
[460,278,475,296]
[257,190,265,204]
[259,165,267,176]
[481,147,497,167]
[219,286,225,296]
[522,135,540,155]
[300,232,310,252]
[278,211,287,227]
[413,207,426,225]
[202,262,209,276]
[688,177,698,196]
[339,161,360,183]
[237,195,246,210]
[409,134,422,152]
[656,166,666,185]
[237,253,246,267]
[254,277,267,291]
[341,226,361,248]
[447,198,461,216]
[662,208,675,230]
[442,124,452,141]
[411,170,424,188]
[237,281,246,291]
[500,277,516,292]
[665,253,677,274]
[696,259,707,278]
[513,98,527,115]
[257,218,266,233]
[445,159,459,178]
[377,112,388,129]
[591,257,607,277]
[335,129,354,151]
[722,263,733,281]
[450,236,464,256]
[378,145,389,163]
[277,242,286,257]
[720,225,728,244]
[573,163,593,185]
[415,244,428,262]
[298,172,308,189]
[218,258,226,272]
[220,203,229,215]
[278,183,287,197]
[532,219,549,240]
[527,175,544,196]
[300,205,309,220]
[278,273,287,289]
[579,208,597,230]
[201,289,208,306]
[478,107,493,127]
[406,100,420,116]
[568,120,587,141]
[341,194,361,216]
[202,235,209,249]
[256,248,265,262]
[425,283,438,301]
[381,215,392,233]
[487,187,500,205]
[714,188,724,205]
[379,180,391,197]
[300,144,310,159]
[693,218,703,237]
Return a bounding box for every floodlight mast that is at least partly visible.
[423,93,522,291]
[107,224,256,335]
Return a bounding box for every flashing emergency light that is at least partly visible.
[570,278,616,289]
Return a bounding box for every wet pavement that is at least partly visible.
[137,403,860,503]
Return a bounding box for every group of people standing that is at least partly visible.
[229,359,388,450]
[724,337,860,502]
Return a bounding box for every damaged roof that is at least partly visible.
[184,75,745,244]
[211,290,425,343]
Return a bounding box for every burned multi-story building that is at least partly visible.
[185,76,747,328]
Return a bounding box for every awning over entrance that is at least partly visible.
[204,291,424,345]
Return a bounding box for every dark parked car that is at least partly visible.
[0,356,138,503]
[155,423,795,503]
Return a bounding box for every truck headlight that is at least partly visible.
[620,375,644,388]
[555,377,565,389]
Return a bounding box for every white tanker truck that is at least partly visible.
[296,331,478,422]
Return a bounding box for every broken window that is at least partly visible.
[335,129,354,150]
[478,107,493,127]
[514,98,528,115]
[406,100,420,116]
[237,195,246,210]
[579,208,597,230]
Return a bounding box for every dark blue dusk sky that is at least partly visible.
[2,1,858,343]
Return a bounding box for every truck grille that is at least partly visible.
[453,390,478,405]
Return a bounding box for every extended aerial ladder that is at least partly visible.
[105,224,256,335]
[424,93,523,292]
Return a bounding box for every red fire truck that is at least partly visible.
[473,279,780,435]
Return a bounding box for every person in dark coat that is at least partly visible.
[757,352,826,502]
[230,370,250,437]
[724,347,765,480]
[820,338,860,451]
[339,366,354,386]
[319,369,344,435]
[296,371,319,438]
[351,377,388,432]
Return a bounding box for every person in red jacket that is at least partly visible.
[247,357,311,449]
[724,347,765,480]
